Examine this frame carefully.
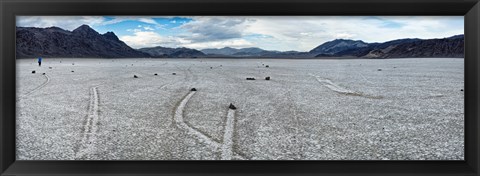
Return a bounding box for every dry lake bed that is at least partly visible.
[16,58,464,160]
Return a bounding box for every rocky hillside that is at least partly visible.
[363,36,464,58]
[312,35,464,58]
[309,39,369,55]
[16,25,149,58]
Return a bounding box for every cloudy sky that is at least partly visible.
[17,16,463,52]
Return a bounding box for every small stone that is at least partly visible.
[265,76,270,80]
[42,73,46,75]
[461,89,464,92]
[32,70,36,74]
[154,73,158,76]
[134,75,138,78]
[191,88,197,91]
[71,71,74,72]
[378,69,382,71]
[246,77,255,80]
[265,65,269,68]
[229,103,237,110]
[172,73,176,75]
[210,67,213,69]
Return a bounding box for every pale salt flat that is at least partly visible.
[16,58,464,160]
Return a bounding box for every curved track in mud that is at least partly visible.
[17,74,51,102]
[174,90,245,160]
[75,87,100,159]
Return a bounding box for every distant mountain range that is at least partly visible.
[16,25,464,59]
[138,46,205,58]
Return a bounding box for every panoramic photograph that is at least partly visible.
[16,16,464,160]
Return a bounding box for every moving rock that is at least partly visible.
[229,103,237,110]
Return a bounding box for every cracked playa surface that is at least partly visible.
[16,58,464,160]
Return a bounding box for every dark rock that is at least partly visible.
[42,73,46,75]
[265,76,270,80]
[265,65,269,68]
[210,67,213,69]
[246,78,255,80]
[172,73,176,75]
[191,88,197,91]
[229,103,237,110]
[134,75,138,78]
[71,70,74,72]
[461,89,464,92]
[154,73,158,76]
[32,70,36,74]
[377,69,382,71]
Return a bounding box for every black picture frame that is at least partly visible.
[1,0,479,175]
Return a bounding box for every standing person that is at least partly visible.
[37,57,42,66]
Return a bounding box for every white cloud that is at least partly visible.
[120,31,166,49]
[102,17,159,26]
[178,17,249,42]
[120,31,190,49]
[335,32,356,39]
[143,26,154,31]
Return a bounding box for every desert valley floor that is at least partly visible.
[16,58,464,160]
